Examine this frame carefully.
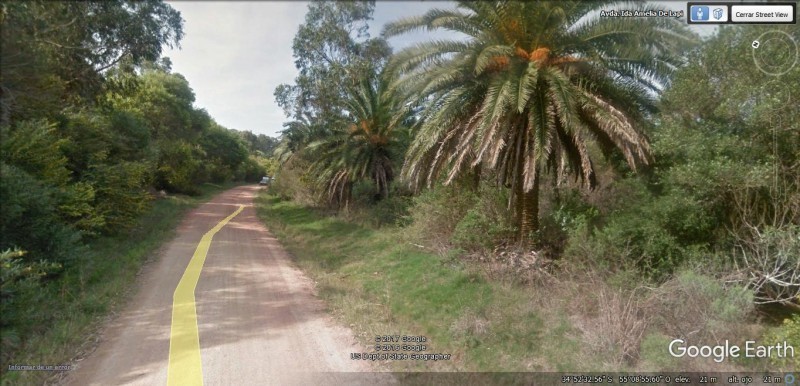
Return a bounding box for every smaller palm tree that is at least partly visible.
[307,69,411,206]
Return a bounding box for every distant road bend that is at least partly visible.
[65,185,381,385]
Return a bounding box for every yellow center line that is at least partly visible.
[167,205,245,386]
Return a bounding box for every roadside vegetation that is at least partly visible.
[0,2,275,383]
[266,0,799,373]
[1,183,238,385]
[1,0,797,382]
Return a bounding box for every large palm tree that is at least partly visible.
[307,69,411,206]
[385,1,694,241]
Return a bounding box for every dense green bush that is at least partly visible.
[84,161,152,232]
[761,314,800,369]
[0,248,61,355]
[562,178,716,279]
[403,184,477,248]
[272,156,317,204]
[0,163,84,267]
[155,140,204,195]
[237,156,268,183]
[451,184,515,251]
[353,181,414,227]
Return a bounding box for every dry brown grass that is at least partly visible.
[563,277,651,367]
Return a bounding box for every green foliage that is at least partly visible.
[452,185,515,251]
[761,314,800,369]
[273,1,397,208]
[123,69,200,141]
[346,180,414,227]
[54,109,154,233]
[234,130,279,157]
[306,69,412,205]
[564,178,716,277]
[0,121,71,186]
[639,333,681,369]
[199,125,249,183]
[650,270,754,345]
[237,157,267,183]
[1,1,184,124]
[155,140,204,194]
[550,191,599,236]
[0,248,61,351]
[275,1,391,127]
[386,1,695,240]
[404,184,477,248]
[85,161,152,232]
[272,156,317,204]
[0,163,84,267]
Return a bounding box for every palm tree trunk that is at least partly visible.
[471,165,482,191]
[519,174,540,244]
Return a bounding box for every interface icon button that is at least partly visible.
[691,6,710,21]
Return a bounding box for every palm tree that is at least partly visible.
[273,111,323,165]
[307,69,411,206]
[385,1,694,242]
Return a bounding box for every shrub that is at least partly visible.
[648,270,754,346]
[85,161,152,233]
[733,225,800,306]
[155,140,203,195]
[562,178,715,279]
[452,184,515,251]
[367,194,413,228]
[0,248,61,360]
[404,184,477,250]
[761,314,800,370]
[0,163,83,267]
[236,156,267,183]
[271,156,316,205]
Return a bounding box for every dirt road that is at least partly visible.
[64,186,381,385]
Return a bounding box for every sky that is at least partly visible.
[162,1,463,137]
[162,1,712,138]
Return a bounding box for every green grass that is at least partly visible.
[255,194,589,373]
[0,182,244,386]
[256,194,800,374]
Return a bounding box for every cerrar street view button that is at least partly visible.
[731,4,796,24]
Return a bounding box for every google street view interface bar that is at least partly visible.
[688,2,797,24]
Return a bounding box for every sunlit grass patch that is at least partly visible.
[255,193,584,373]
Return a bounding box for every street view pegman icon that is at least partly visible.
[691,6,710,21]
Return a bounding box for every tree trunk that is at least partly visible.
[518,173,540,244]
[471,164,482,191]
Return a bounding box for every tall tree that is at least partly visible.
[274,1,391,142]
[385,1,695,242]
[0,0,184,125]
